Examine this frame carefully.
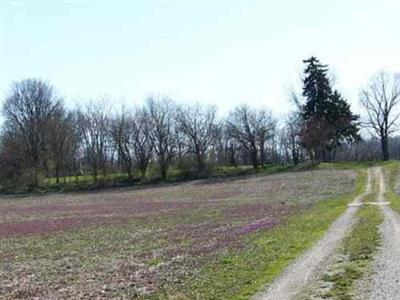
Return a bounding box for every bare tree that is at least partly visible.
[48,110,75,183]
[132,107,153,178]
[226,104,275,169]
[145,96,176,179]
[176,103,219,173]
[226,105,258,168]
[174,128,187,168]
[284,112,302,165]
[0,129,25,185]
[254,110,276,166]
[69,114,84,182]
[111,107,134,179]
[213,124,231,166]
[360,71,400,161]
[2,79,63,187]
[76,100,111,181]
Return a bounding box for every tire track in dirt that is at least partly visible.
[357,167,400,300]
[251,169,372,300]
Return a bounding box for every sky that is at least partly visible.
[1,0,400,118]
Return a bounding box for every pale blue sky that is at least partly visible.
[1,0,399,116]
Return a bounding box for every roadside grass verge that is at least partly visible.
[305,166,383,300]
[172,171,367,299]
[382,162,400,213]
[318,204,382,300]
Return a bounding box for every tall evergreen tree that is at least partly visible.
[300,57,359,161]
[302,57,332,120]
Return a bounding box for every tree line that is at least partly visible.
[1,57,399,190]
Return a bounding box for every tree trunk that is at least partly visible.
[228,145,236,167]
[381,135,390,161]
[93,166,98,182]
[160,164,168,180]
[33,167,39,188]
[196,152,205,174]
[259,144,266,166]
[322,149,331,163]
[140,167,146,179]
[55,165,60,184]
[125,157,132,180]
[250,148,258,169]
[75,165,79,183]
[292,148,299,166]
[159,152,168,180]
[102,165,107,180]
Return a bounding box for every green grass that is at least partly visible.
[4,164,294,195]
[320,204,383,300]
[169,171,368,299]
[316,160,398,171]
[45,172,132,186]
[4,159,377,195]
[46,161,354,186]
[382,162,400,213]
[44,165,291,186]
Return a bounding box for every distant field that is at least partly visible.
[0,169,358,299]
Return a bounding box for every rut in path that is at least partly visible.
[251,169,372,300]
[358,167,400,299]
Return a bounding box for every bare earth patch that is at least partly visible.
[0,169,356,299]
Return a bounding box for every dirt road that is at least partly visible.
[357,167,400,300]
[252,169,372,300]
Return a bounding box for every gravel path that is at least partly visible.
[357,167,400,300]
[251,169,372,300]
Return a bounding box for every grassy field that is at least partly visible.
[43,165,257,185]
[316,197,383,299]
[382,162,400,213]
[6,165,295,194]
[0,168,360,299]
